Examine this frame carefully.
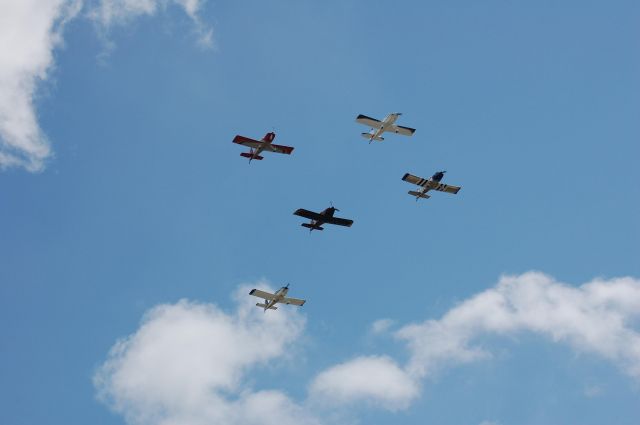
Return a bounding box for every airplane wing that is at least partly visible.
[324,216,354,227]
[355,114,383,129]
[249,289,276,300]
[402,173,429,186]
[293,209,325,221]
[265,143,294,155]
[425,181,462,194]
[282,297,305,306]
[233,135,262,149]
[389,124,416,136]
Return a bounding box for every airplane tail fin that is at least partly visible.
[409,191,430,200]
[256,303,277,310]
[361,132,384,142]
[301,223,324,231]
[240,153,264,160]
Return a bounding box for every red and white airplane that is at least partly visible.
[232,132,294,162]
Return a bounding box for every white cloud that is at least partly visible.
[95,274,640,423]
[94,285,321,425]
[0,0,211,172]
[309,356,419,411]
[583,384,604,398]
[396,272,640,380]
[370,318,395,335]
[0,0,81,171]
[90,0,213,48]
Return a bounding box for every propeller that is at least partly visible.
[330,201,339,212]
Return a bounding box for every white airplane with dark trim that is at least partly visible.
[232,132,294,162]
[355,112,416,143]
[249,284,305,312]
[402,171,461,201]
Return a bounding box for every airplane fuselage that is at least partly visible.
[263,286,288,310]
[249,132,275,161]
[369,113,401,140]
[308,207,336,230]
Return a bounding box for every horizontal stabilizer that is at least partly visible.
[256,303,277,310]
[240,153,263,160]
[301,223,324,231]
[361,133,384,141]
[409,190,430,199]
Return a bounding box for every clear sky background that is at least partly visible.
[1,1,639,425]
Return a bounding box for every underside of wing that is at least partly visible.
[355,114,382,129]
[426,181,462,194]
[402,173,429,187]
[325,216,354,227]
[249,289,276,300]
[293,209,324,221]
[282,297,305,306]
[389,124,416,136]
[266,143,294,155]
[233,135,262,149]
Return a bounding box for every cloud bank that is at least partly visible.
[94,286,320,425]
[397,272,640,379]
[309,355,419,411]
[0,0,81,171]
[95,273,640,424]
[0,0,211,172]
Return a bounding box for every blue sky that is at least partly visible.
[1,1,639,424]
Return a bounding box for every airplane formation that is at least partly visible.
[239,113,461,311]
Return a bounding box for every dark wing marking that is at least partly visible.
[233,135,262,149]
[249,289,276,300]
[294,209,325,221]
[393,125,416,136]
[402,173,429,187]
[266,143,294,154]
[324,216,354,227]
[355,114,383,128]
[425,181,461,194]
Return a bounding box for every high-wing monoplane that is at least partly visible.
[232,132,294,162]
[355,112,416,143]
[249,284,305,312]
[402,171,462,201]
[293,204,354,231]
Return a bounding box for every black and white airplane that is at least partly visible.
[293,204,354,231]
[355,112,416,143]
[249,284,305,312]
[402,171,461,201]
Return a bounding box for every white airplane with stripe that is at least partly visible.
[402,171,461,201]
[355,112,416,143]
[249,284,305,312]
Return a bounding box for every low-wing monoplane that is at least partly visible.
[355,112,416,143]
[293,204,354,231]
[249,284,305,312]
[232,132,294,162]
[402,171,462,201]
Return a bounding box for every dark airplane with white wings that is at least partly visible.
[293,204,354,232]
